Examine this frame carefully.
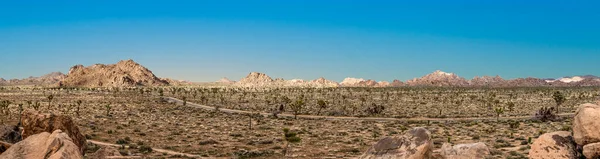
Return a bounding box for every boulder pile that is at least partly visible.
[0,110,89,159]
[360,127,491,159]
[529,102,600,159]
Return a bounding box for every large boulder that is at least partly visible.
[88,147,122,159]
[583,142,600,159]
[528,131,577,159]
[0,130,83,159]
[440,142,490,159]
[573,103,600,146]
[0,125,21,144]
[21,109,86,154]
[360,127,433,159]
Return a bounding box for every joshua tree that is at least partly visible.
[494,106,504,121]
[31,101,41,111]
[290,98,305,119]
[316,99,327,115]
[506,101,515,112]
[200,95,207,105]
[105,103,112,117]
[282,128,301,157]
[0,100,12,115]
[553,91,566,113]
[47,94,54,110]
[158,89,164,97]
[76,100,83,116]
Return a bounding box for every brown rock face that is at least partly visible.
[440,142,490,159]
[0,130,83,159]
[360,127,433,159]
[583,142,600,159]
[60,59,168,87]
[528,131,577,159]
[21,109,87,155]
[573,103,600,146]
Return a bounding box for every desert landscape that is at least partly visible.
[1,60,599,159]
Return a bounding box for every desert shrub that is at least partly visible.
[533,107,557,122]
[139,145,153,153]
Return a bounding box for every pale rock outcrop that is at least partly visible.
[235,72,274,87]
[0,130,83,159]
[440,142,490,159]
[469,75,505,87]
[572,103,600,146]
[340,77,366,87]
[377,81,390,87]
[21,109,87,155]
[309,77,339,88]
[360,127,433,159]
[583,142,600,159]
[216,77,235,84]
[528,131,577,159]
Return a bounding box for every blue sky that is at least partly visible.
[1,0,599,82]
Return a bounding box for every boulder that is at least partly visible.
[528,131,577,159]
[583,142,600,159]
[0,130,83,159]
[21,109,86,154]
[0,141,12,154]
[440,142,490,159]
[573,103,600,145]
[0,125,21,143]
[88,147,122,159]
[360,127,433,159]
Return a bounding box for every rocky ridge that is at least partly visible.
[59,59,169,87]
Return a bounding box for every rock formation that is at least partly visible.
[340,77,366,87]
[21,109,87,155]
[406,70,469,87]
[235,72,274,87]
[216,77,235,84]
[528,131,577,159]
[440,142,490,159]
[529,103,600,159]
[309,77,339,88]
[0,130,83,159]
[60,59,169,87]
[0,72,66,86]
[360,127,433,159]
[469,75,505,87]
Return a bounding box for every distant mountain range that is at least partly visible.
[222,70,600,87]
[1,60,599,88]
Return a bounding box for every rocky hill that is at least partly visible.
[406,70,469,87]
[59,59,169,87]
[216,77,235,84]
[0,72,66,86]
[469,75,506,87]
[340,77,366,87]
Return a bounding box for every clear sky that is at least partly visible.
[1,0,599,82]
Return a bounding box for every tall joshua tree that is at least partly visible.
[47,94,54,110]
[553,91,566,113]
